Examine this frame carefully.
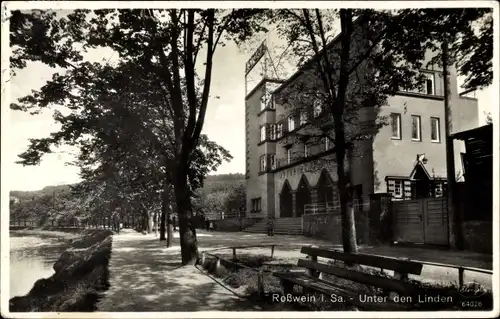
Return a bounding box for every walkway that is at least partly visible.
[96,230,261,312]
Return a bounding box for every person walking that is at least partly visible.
[267,217,275,236]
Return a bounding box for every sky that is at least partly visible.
[5,9,495,191]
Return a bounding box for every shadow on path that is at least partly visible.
[97,231,261,312]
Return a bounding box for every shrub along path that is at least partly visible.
[96,229,262,312]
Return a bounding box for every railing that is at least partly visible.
[414,260,492,287]
[304,202,339,215]
[370,253,493,288]
[205,210,243,220]
[303,200,367,215]
[199,244,281,297]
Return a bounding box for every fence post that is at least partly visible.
[257,270,265,298]
[301,215,304,235]
[271,245,275,259]
[215,257,221,272]
[232,248,237,260]
[458,267,464,287]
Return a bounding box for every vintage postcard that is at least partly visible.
[1,1,498,318]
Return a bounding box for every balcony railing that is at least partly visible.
[304,200,366,215]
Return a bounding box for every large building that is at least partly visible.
[244,19,478,222]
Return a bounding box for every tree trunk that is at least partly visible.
[334,9,357,254]
[148,212,153,233]
[335,141,358,253]
[442,40,462,250]
[160,203,167,241]
[153,212,158,236]
[167,210,173,248]
[174,173,199,265]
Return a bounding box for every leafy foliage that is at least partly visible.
[9,9,265,262]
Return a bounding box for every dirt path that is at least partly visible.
[96,230,261,312]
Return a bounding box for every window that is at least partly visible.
[288,115,295,131]
[300,111,308,125]
[277,123,283,138]
[260,125,266,142]
[431,117,440,142]
[434,183,443,197]
[260,95,266,111]
[251,198,261,212]
[270,124,276,140]
[304,143,309,158]
[287,148,292,164]
[461,152,467,175]
[259,155,267,172]
[269,154,276,170]
[391,113,401,139]
[313,100,322,118]
[394,180,403,198]
[387,179,403,199]
[411,115,421,141]
[423,73,435,95]
[267,95,275,109]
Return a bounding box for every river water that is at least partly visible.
[9,231,73,299]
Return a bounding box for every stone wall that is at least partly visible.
[212,217,262,232]
[461,221,492,254]
[303,213,342,243]
[302,210,368,245]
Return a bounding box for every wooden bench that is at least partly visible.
[273,246,424,310]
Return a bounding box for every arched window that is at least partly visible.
[280,181,293,218]
[316,170,339,206]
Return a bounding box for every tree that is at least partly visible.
[267,8,492,252]
[485,111,493,125]
[10,8,266,264]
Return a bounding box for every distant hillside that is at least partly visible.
[203,173,244,193]
[10,184,74,203]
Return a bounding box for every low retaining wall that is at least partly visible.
[212,217,262,232]
[461,221,492,254]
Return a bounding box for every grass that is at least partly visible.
[200,253,493,311]
[9,229,113,312]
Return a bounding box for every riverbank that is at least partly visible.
[9,229,113,312]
